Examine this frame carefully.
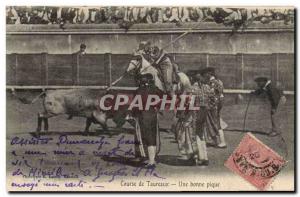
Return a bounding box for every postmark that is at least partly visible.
[224,133,286,190]
[6,6,295,192]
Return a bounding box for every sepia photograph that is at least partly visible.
[6,5,295,191]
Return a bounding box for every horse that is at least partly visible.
[126,53,192,94]
[125,53,195,159]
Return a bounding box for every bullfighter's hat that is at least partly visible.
[139,73,154,84]
[138,41,151,50]
[186,69,202,77]
[80,43,86,49]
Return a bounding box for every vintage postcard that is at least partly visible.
[6,6,295,191]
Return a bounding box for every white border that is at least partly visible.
[1,1,298,197]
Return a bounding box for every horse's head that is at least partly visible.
[126,54,143,75]
[126,53,165,91]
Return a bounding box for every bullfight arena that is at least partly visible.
[6,91,295,190]
[6,6,295,191]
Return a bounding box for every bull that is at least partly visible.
[12,88,129,136]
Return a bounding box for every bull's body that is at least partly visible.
[43,89,100,118]
[36,89,128,135]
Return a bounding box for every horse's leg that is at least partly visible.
[84,117,92,133]
[112,111,127,129]
[67,115,73,120]
[92,111,108,132]
[99,122,108,131]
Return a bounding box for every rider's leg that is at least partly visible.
[160,64,174,96]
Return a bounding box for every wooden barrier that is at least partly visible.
[6,52,295,91]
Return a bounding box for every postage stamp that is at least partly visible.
[224,133,287,190]
[6,6,295,192]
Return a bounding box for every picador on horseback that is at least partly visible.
[133,41,180,96]
[150,45,180,96]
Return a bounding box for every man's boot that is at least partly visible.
[196,136,209,166]
[146,146,157,168]
[217,129,227,148]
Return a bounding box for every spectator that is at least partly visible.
[157,7,164,23]
[139,7,152,23]
[6,7,19,24]
[75,43,87,55]
[223,8,243,27]
[258,9,273,24]
[179,7,190,22]
[162,7,171,22]
[149,7,162,23]
[89,8,98,23]
[123,7,131,22]
[169,7,180,23]
[29,6,49,24]
[130,7,140,23]
[60,7,76,24]
[202,8,215,22]
[97,7,109,23]
[189,7,204,22]
[212,8,230,24]
[284,9,294,25]
[6,6,294,28]
[14,6,30,24]
[74,7,89,24]
[46,7,58,24]
[102,7,112,23]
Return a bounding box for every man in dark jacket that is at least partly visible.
[76,43,87,55]
[251,77,287,136]
[133,73,162,168]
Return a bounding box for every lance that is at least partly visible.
[107,19,208,89]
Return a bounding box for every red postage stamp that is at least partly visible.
[224,133,286,190]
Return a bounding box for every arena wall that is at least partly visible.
[6,22,295,91]
[7,22,294,54]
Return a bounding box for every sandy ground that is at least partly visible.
[6,92,295,191]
